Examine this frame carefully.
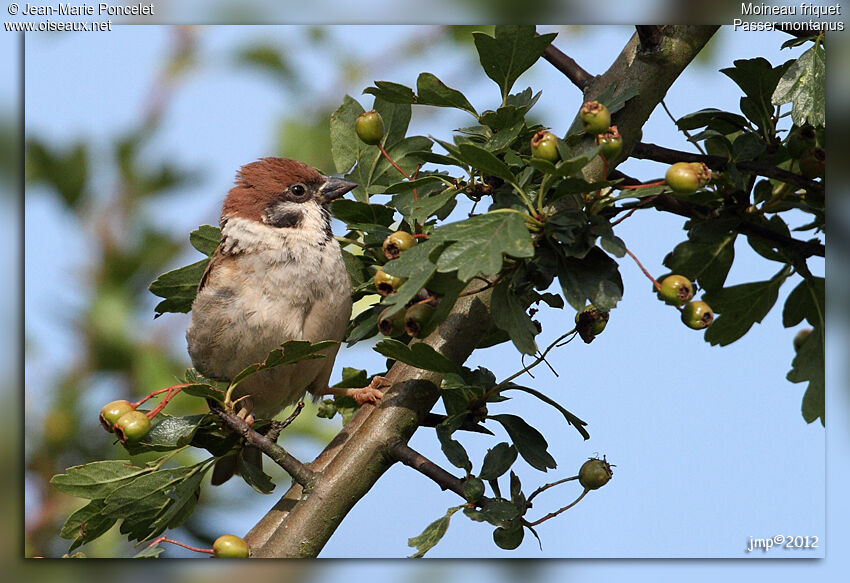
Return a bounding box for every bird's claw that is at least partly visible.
[352,376,390,406]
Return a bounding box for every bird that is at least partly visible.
[186,157,385,483]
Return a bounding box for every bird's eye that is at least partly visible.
[290,184,307,198]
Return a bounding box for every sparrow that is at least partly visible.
[186,157,385,483]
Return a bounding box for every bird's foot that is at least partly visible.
[322,376,390,406]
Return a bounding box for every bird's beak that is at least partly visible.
[318,176,358,203]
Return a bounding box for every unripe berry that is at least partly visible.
[799,147,825,179]
[665,162,700,194]
[212,534,250,558]
[404,303,436,338]
[658,275,694,306]
[382,231,417,260]
[377,307,406,337]
[355,110,385,145]
[493,521,524,550]
[596,125,622,160]
[579,101,611,134]
[462,477,486,503]
[374,269,404,296]
[530,130,560,162]
[688,162,712,187]
[579,456,613,490]
[113,410,150,444]
[99,399,135,432]
[575,304,609,343]
[681,300,714,330]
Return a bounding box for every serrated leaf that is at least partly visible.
[436,414,472,472]
[783,277,824,328]
[238,448,275,494]
[473,26,557,101]
[51,461,154,499]
[148,259,209,316]
[373,339,460,374]
[721,58,791,132]
[123,414,209,454]
[432,212,534,282]
[772,43,825,128]
[363,80,417,104]
[331,199,395,227]
[143,468,208,539]
[488,414,556,472]
[330,95,367,175]
[231,340,336,385]
[189,225,221,257]
[59,499,117,552]
[490,278,538,355]
[556,247,623,311]
[504,384,589,440]
[393,187,458,226]
[663,233,736,293]
[133,544,165,558]
[787,327,824,425]
[456,142,515,183]
[380,239,443,317]
[416,72,477,116]
[408,505,463,558]
[703,270,790,346]
[479,443,518,480]
[463,498,521,527]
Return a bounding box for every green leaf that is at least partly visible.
[456,142,515,183]
[148,259,209,316]
[463,498,521,527]
[237,448,275,494]
[189,225,221,257]
[433,212,534,282]
[51,461,154,500]
[676,108,749,132]
[407,505,464,558]
[330,95,367,175]
[490,278,538,355]
[732,132,767,162]
[373,339,460,374]
[772,43,825,128]
[436,414,472,472]
[26,139,88,208]
[133,544,165,558]
[393,187,458,226]
[663,232,737,293]
[416,72,477,116]
[721,58,791,132]
[236,44,292,81]
[488,414,556,471]
[556,247,623,311]
[787,327,824,425]
[473,26,558,101]
[142,468,207,539]
[123,414,209,454]
[363,81,417,104]
[331,199,395,227]
[232,340,336,385]
[380,239,443,316]
[60,499,117,552]
[479,443,518,480]
[703,270,790,346]
[504,384,589,440]
[783,277,824,328]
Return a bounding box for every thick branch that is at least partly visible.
[543,44,593,90]
[212,408,315,488]
[389,440,466,498]
[631,141,824,197]
[635,26,665,52]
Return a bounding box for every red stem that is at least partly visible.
[145,536,214,555]
[134,383,192,419]
[620,179,666,190]
[378,142,418,202]
[625,248,661,291]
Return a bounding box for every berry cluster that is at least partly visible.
[657,274,714,330]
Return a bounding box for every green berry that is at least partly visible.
[493,522,524,550]
[575,304,609,343]
[658,275,694,306]
[596,125,622,160]
[579,456,613,490]
[355,110,384,145]
[382,231,417,260]
[665,162,700,194]
[681,300,714,330]
[799,147,825,179]
[404,303,436,338]
[688,162,712,187]
[212,534,250,558]
[787,125,816,159]
[374,269,404,296]
[462,477,486,503]
[530,130,560,162]
[793,328,812,352]
[580,101,611,134]
[99,399,135,432]
[377,307,406,337]
[113,410,150,444]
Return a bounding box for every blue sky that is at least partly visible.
[16,22,845,577]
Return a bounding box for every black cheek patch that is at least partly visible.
[265,205,303,228]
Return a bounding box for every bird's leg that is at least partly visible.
[321,376,390,406]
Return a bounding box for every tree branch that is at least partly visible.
[389,440,466,498]
[635,26,665,52]
[631,141,824,197]
[542,44,593,90]
[212,408,315,488]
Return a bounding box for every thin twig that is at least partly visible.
[213,408,315,487]
[542,44,593,90]
[660,99,707,155]
[610,196,659,226]
[526,475,580,505]
[525,488,589,527]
